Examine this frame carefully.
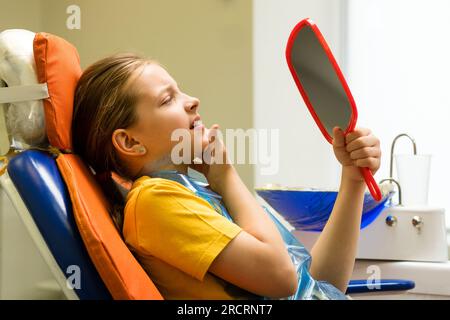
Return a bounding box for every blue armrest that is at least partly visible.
[346,279,415,294]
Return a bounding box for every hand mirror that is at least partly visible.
[286,18,382,201]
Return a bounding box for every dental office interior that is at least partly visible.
[0,0,449,300]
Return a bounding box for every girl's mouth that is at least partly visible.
[190,119,204,130]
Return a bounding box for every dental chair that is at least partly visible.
[0,29,414,300]
[0,29,161,300]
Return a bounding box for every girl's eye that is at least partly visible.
[162,96,173,105]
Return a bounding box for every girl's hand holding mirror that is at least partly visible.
[332,126,381,183]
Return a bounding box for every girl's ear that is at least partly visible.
[112,128,144,156]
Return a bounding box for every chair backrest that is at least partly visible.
[0,29,162,299]
[57,154,162,299]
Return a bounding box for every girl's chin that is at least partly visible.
[188,133,209,156]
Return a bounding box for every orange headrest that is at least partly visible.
[33,32,81,152]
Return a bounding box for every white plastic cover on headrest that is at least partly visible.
[0,29,48,155]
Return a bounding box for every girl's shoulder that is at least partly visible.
[127,175,195,201]
[127,171,222,207]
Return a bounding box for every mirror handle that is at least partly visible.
[360,167,382,201]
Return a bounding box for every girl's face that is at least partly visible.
[118,63,208,175]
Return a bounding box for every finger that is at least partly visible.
[208,124,220,141]
[345,127,372,144]
[208,124,220,133]
[332,127,345,148]
[349,146,381,160]
[346,135,379,152]
[353,157,380,170]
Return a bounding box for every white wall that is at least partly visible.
[254,0,450,229]
[346,0,450,226]
[253,0,345,190]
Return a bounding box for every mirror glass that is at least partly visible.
[290,25,352,137]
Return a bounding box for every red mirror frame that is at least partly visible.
[285,18,358,144]
[285,18,382,201]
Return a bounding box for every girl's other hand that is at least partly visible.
[332,127,381,183]
[189,124,234,191]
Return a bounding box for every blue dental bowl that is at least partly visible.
[255,187,394,232]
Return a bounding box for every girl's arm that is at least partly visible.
[193,125,298,298]
[209,165,298,297]
[309,127,381,292]
[309,169,366,292]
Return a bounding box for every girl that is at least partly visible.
[72,53,381,300]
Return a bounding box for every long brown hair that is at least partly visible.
[72,53,155,232]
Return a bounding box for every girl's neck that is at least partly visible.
[151,164,188,175]
[137,154,189,178]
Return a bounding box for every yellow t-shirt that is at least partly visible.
[123,175,259,300]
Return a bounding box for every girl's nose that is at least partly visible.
[185,96,200,112]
